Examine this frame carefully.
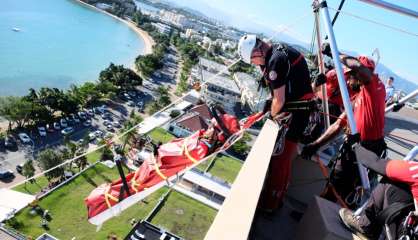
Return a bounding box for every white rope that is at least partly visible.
[328,6,418,38]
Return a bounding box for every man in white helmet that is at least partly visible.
[238,35,314,211]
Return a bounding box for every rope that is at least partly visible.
[328,6,418,38]
[315,155,349,208]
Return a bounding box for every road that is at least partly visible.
[0,45,181,188]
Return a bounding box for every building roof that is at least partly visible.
[199,57,230,75]
[175,113,209,132]
[182,170,231,197]
[202,70,240,94]
[190,104,212,120]
[234,72,269,99]
[125,221,182,240]
[0,189,35,222]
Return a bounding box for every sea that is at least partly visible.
[0,0,146,96]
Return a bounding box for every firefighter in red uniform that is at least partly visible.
[302,54,387,201]
[238,35,314,211]
[303,54,386,157]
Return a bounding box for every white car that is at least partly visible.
[53,122,61,130]
[127,101,135,107]
[88,132,96,140]
[38,127,47,137]
[18,133,31,143]
[60,118,68,128]
[103,120,111,126]
[61,127,74,135]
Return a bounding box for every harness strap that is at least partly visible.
[376,202,414,225]
[151,155,167,180]
[182,138,198,164]
[104,186,119,208]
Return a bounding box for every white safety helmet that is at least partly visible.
[238,34,257,64]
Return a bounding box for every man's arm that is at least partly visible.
[312,112,346,147]
[271,85,285,117]
[301,112,346,158]
[340,54,372,85]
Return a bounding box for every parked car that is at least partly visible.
[94,130,104,138]
[123,93,131,100]
[53,122,61,130]
[106,125,114,132]
[127,101,135,107]
[38,126,47,137]
[88,132,96,141]
[66,117,74,126]
[112,121,121,128]
[78,111,87,120]
[60,118,68,128]
[0,170,14,180]
[86,109,94,116]
[101,112,111,119]
[18,133,31,144]
[128,91,136,97]
[4,136,17,150]
[16,163,24,174]
[83,119,92,127]
[104,132,113,139]
[61,127,74,135]
[103,120,111,126]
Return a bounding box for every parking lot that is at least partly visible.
[0,46,181,188]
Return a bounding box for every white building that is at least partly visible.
[151,22,172,35]
[159,10,190,28]
[202,70,241,113]
[233,72,269,112]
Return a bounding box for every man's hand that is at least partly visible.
[392,102,405,112]
[321,42,332,58]
[301,143,320,159]
[262,99,272,114]
[314,73,327,87]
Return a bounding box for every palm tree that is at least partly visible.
[121,121,137,152]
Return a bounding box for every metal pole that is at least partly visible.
[314,10,331,128]
[318,0,370,190]
[115,155,131,198]
[358,0,418,20]
[385,89,418,112]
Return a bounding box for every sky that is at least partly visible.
[165,0,418,85]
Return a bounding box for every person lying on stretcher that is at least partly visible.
[85,104,264,220]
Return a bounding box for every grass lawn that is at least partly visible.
[86,151,101,164]
[13,152,103,195]
[13,176,49,195]
[207,155,242,183]
[148,127,175,144]
[150,190,217,240]
[194,156,214,172]
[8,164,166,240]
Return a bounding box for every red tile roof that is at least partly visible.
[176,113,209,132]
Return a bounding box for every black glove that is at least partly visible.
[301,143,320,159]
[262,99,272,114]
[392,102,405,112]
[314,73,327,87]
[321,42,332,58]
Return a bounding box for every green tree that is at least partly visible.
[99,63,142,91]
[231,132,251,156]
[37,149,64,182]
[0,96,33,129]
[121,121,137,152]
[22,160,35,185]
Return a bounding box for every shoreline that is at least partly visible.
[73,0,154,56]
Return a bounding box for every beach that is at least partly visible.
[74,0,154,55]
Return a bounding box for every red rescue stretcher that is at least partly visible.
[85,111,264,225]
